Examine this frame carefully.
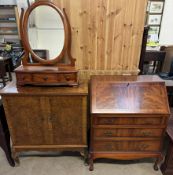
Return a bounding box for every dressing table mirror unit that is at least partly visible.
[15,1,78,86]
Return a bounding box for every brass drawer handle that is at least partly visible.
[139,144,149,150]
[105,119,114,124]
[104,131,113,136]
[141,131,152,136]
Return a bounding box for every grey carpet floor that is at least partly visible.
[0,149,163,175]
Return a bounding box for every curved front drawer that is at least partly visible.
[33,74,58,83]
[94,128,163,138]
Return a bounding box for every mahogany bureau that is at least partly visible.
[0,81,88,165]
[89,75,170,171]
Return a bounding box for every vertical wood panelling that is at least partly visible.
[50,0,147,79]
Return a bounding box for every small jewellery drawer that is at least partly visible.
[17,74,32,82]
[62,73,76,82]
[93,140,161,152]
[33,74,57,83]
[94,128,163,138]
[94,116,164,125]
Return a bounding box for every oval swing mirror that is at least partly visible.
[28,5,65,60]
[23,1,68,64]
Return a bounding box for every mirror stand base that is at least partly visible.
[15,65,78,87]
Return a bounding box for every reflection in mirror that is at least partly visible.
[28,5,64,61]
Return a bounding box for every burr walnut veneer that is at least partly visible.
[0,81,88,164]
[89,75,170,171]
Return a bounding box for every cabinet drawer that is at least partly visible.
[94,128,163,138]
[94,116,163,125]
[33,74,57,83]
[93,140,161,152]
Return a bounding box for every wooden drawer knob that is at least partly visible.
[65,75,71,81]
[43,77,48,81]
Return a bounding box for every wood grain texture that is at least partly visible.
[89,75,170,171]
[0,82,88,164]
[91,75,170,114]
[51,0,147,79]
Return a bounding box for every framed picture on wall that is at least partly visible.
[148,15,162,25]
[149,26,160,35]
[149,1,164,13]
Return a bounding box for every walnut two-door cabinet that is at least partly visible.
[89,75,170,171]
[0,81,88,165]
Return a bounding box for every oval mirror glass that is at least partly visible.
[27,5,64,60]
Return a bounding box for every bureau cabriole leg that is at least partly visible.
[89,154,94,171]
[154,155,163,171]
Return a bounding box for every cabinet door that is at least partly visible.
[49,96,87,145]
[3,96,48,145]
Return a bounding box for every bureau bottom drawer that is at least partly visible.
[93,140,161,152]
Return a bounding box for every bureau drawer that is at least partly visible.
[93,140,161,152]
[94,128,163,138]
[33,74,58,83]
[94,116,164,125]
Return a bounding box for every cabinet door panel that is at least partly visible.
[3,96,47,145]
[50,96,87,145]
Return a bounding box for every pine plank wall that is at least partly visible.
[52,0,147,79]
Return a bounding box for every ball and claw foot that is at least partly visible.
[154,156,163,171]
[154,163,159,171]
[80,150,88,166]
[89,163,93,171]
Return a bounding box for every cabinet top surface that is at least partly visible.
[0,81,88,96]
[91,75,170,115]
[15,65,77,73]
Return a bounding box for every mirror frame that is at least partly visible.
[21,1,75,66]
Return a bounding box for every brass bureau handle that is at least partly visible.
[105,119,114,124]
[104,131,113,136]
[139,144,149,151]
[141,131,152,136]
